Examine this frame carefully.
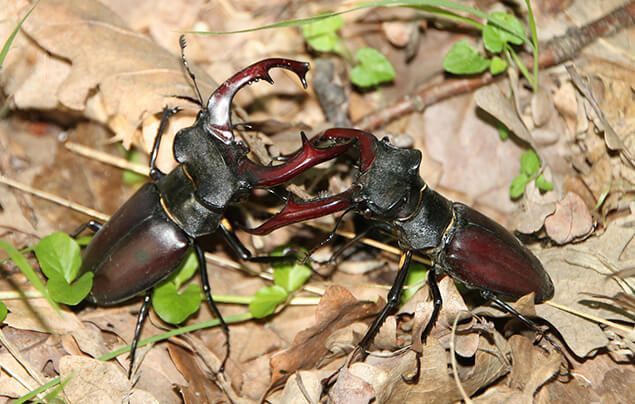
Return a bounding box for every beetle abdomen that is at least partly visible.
[80,183,190,305]
[440,203,554,303]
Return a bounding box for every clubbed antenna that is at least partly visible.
[179,35,204,107]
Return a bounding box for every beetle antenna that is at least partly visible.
[179,35,204,107]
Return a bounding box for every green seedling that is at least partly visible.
[510,149,554,199]
[249,246,313,318]
[350,47,396,88]
[401,263,428,304]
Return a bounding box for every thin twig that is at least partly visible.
[449,312,473,404]
[355,1,635,131]
[65,142,148,175]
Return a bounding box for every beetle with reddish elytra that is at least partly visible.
[246,127,558,368]
[71,42,352,378]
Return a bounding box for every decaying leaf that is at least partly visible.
[536,220,635,357]
[59,356,158,403]
[269,285,383,386]
[544,191,594,244]
[5,299,107,358]
[1,0,215,155]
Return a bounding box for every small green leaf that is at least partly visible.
[520,149,541,176]
[273,262,312,293]
[123,149,147,186]
[270,246,312,293]
[34,232,82,283]
[171,251,198,289]
[485,12,526,51]
[152,282,202,324]
[487,11,526,45]
[0,301,7,322]
[350,47,396,88]
[75,235,93,247]
[489,56,508,75]
[535,174,554,192]
[302,15,343,53]
[47,272,93,306]
[443,40,490,75]
[249,285,288,319]
[401,264,428,304]
[510,173,530,199]
[497,122,510,141]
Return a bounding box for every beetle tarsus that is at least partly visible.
[128,292,152,379]
[70,220,103,238]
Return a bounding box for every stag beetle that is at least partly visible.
[72,48,350,377]
[246,128,555,354]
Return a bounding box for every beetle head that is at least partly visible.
[354,138,423,221]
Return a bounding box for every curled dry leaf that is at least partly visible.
[279,370,323,404]
[2,0,215,153]
[339,336,510,403]
[531,87,554,128]
[474,84,532,144]
[511,180,558,234]
[544,191,594,244]
[536,219,635,357]
[59,356,158,404]
[330,366,376,404]
[269,285,383,387]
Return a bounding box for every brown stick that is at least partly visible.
[355,1,635,131]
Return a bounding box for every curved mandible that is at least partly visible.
[206,58,310,142]
[321,128,377,171]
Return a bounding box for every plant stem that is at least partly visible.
[525,0,539,92]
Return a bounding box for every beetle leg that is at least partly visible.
[194,242,230,373]
[480,289,563,354]
[218,219,296,265]
[149,106,181,181]
[358,250,414,351]
[244,191,354,235]
[421,268,443,343]
[128,292,152,379]
[69,220,103,238]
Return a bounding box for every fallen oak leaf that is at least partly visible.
[269,285,383,387]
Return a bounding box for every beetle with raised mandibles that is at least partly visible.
[73,55,350,377]
[246,127,555,352]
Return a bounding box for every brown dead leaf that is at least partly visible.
[536,220,635,357]
[167,344,227,404]
[511,181,558,234]
[358,335,509,403]
[508,335,561,394]
[279,370,323,404]
[474,84,532,143]
[423,91,522,218]
[330,366,376,404]
[269,285,383,387]
[0,352,37,397]
[544,192,594,244]
[5,299,107,358]
[403,277,479,358]
[59,356,158,403]
[3,0,215,152]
